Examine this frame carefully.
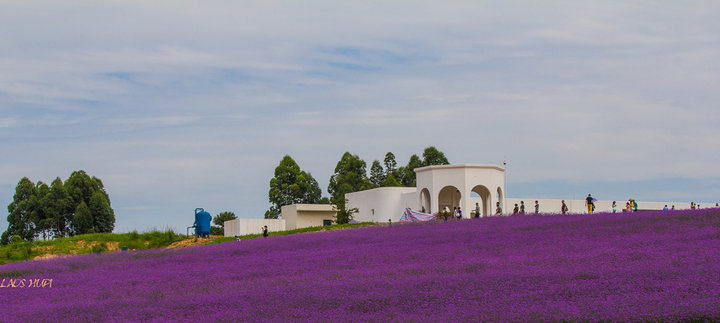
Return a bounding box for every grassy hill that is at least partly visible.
[0,222,377,265]
[0,230,187,265]
[2,210,720,321]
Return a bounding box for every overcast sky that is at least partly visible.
[2,1,719,233]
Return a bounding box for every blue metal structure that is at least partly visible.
[192,208,212,238]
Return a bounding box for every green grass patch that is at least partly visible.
[205,222,379,245]
[0,223,379,265]
[0,229,183,265]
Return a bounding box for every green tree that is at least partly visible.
[64,170,115,234]
[89,191,115,233]
[31,182,52,240]
[213,211,237,228]
[266,155,322,219]
[334,204,358,224]
[73,202,93,235]
[382,173,402,187]
[2,171,115,244]
[383,152,397,175]
[65,171,104,208]
[422,146,449,166]
[3,177,37,244]
[398,154,423,187]
[45,177,72,239]
[369,160,386,188]
[328,152,370,223]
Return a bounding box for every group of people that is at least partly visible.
[511,200,541,215]
[436,197,720,220]
[441,206,464,220]
[689,202,719,210]
[590,195,639,214]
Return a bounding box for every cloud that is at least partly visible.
[0,117,16,128]
[1,1,719,233]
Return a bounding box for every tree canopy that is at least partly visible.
[383,152,397,175]
[422,146,450,166]
[328,152,370,208]
[2,170,115,244]
[266,155,323,219]
[263,148,450,223]
[213,211,237,227]
[369,160,386,188]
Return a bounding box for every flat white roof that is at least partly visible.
[414,164,506,173]
[291,204,336,212]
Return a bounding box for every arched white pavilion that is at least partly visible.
[415,164,506,217]
[347,164,506,222]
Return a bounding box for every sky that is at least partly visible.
[1,1,719,233]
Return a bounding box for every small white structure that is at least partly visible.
[224,218,285,237]
[280,204,337,230]
[224,204,337,237]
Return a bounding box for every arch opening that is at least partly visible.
[438,186,461,217]
[419,188,431,214]
[497,187,504,215]
[471,185,491,217]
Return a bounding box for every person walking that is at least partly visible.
[262,225,268,238]
[612,201,617,213]
[457,207,462,219]
[496,202,502,215]
[534,200,539,215]
[561,200,568,214]
[586,194,595,214]
[513,203,519,214]
[475,203,481,218]
[520,201,525,214]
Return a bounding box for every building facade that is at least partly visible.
[347,163,693,223]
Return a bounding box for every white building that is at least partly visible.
[349,164,505,222]
[347,164,694,223]
[226,163,702,236]
[224,204,337,237]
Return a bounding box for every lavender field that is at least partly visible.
[2,209,720,321]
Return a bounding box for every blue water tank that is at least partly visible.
[194,208,212,238]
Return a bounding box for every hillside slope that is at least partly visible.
[2,210,720,321]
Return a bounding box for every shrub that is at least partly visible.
[91,242,108,253]
[210,226,223,236]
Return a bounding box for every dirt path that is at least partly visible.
[31,241,121,261]
[164,235,225,249]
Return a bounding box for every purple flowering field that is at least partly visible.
[2,209,720,321]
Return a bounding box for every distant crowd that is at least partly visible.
[434,193,720,219]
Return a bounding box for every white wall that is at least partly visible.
[344,164,712,222]
[346,187,417,223]
[281,204,336,230]
[224,218,285,237]
[504,198,693,214]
